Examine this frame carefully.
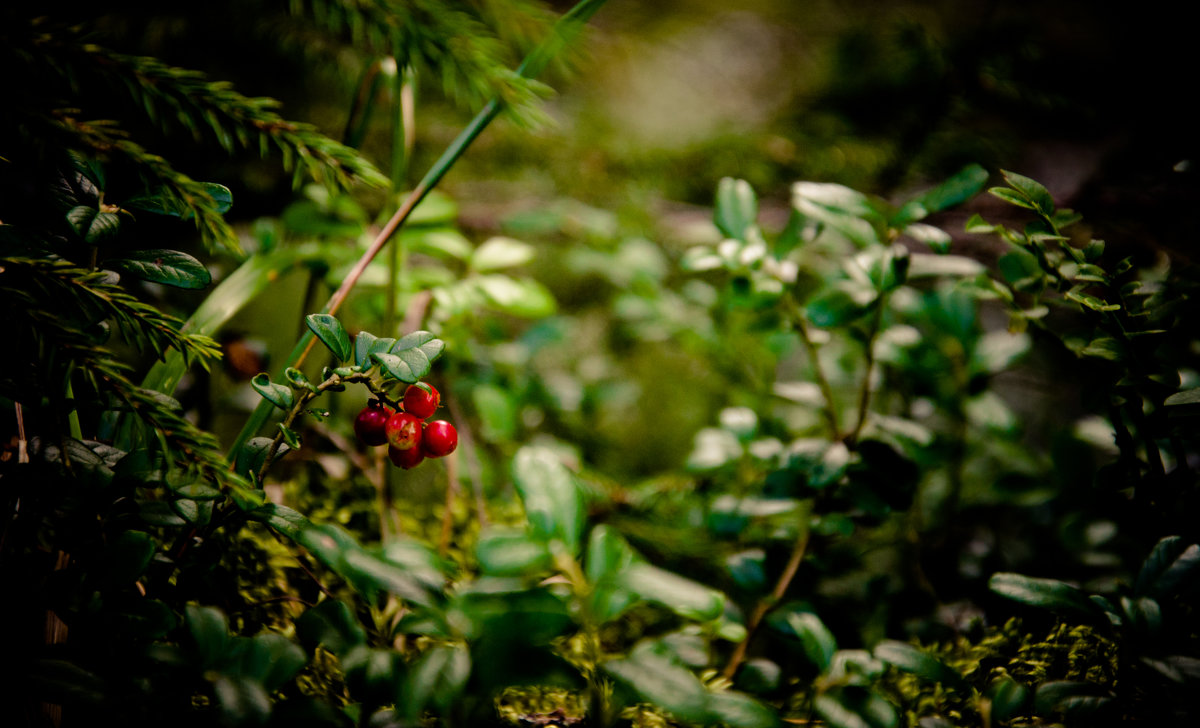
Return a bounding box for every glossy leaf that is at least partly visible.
[1165,388,1200,406]
[715,177,759,240]
[619,562,724,621]
[1000,170,1056,215]
[874,640,963,687]
[250,373,293,410]
[786,611,837,671]
[894,164,989,225]
[107,249,212,289]
[989,572,1107,625]
[706,691,780,728]
[186,605,231,669]
[67,205,121,244]
[476,528,553,576]
[470,236,535,271]
[987,679,1030,722]
[512,446,584,550]
[306,313,352,362]
[1034,681,1112,717]
[604,652,709,723]
[474,275,557,317]
[354,330,378,368]
[1135,536,1200,598]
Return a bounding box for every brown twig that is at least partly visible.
[723,502,813,681]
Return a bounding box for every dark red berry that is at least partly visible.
[388,444,425,469]
[422,420,458,458]
[354,402,392,446]
[403,383,440,420]
[385,411,423,450]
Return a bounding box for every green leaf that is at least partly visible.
[1065,289,1121,312]
[1166,388,1200,406]
[785,611,837,671]
[989,572,1107,625]
[1001,170,1056,215]
[27,659,107,707]
[964,214,997,234]
[814,691,897,728]
[1034,681,1112,717]
[474,275,557,317]
[252,633,307,692]
[250,373,293,410]
[278,422,301,450]
[186,605,231,669]
[585,525,638,585]
[401,644,471,719]
[902,224,952,254]
[874,640,963,687]
[67,205,122,244]
[512,445,584,551]
[988,187,1037,211]
[1135,536,1200,598]
[306,313,352,362]
[987,679,1030,722]
[376,331,445,383]
[476,528,553,576]
[894,164,989,225]
[296,600,367,658]
[236,436,288,478]
[793,181,883,247]
[353,330,378,368]
[620,563,724,621]
[470,236,535,271]
[604,652,709,723]
[706,691,780,728]
[906,253,984,278]
[715,177,759,240]
[806,285,873,328]
[105,530,155,584]
[106,249,212,289]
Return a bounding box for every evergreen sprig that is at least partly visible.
[1,257,250,496]
[1,256,221,370]
[291,0,556,124]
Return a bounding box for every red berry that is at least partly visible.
[403,383,440,420]
[385,411,423,450]
[353,402,392,446]
[422,420,458,458]
[388,444,425,469]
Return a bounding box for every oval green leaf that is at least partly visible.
[306,313,352,362]
[107,249,212,289]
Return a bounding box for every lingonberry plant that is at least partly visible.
[5,2,1200,727]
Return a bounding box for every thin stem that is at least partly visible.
[723,500,813,681]
[786,295,840,439]
[846,300,887,446]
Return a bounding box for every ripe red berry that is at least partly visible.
[422,420,458,458]
[385,411,423,450]
[353,401,392,446]
[388,444,425,469]
[403,383,440,420]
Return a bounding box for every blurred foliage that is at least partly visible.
[4,1,1200,727]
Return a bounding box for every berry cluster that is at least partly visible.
[353,383,458,469]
